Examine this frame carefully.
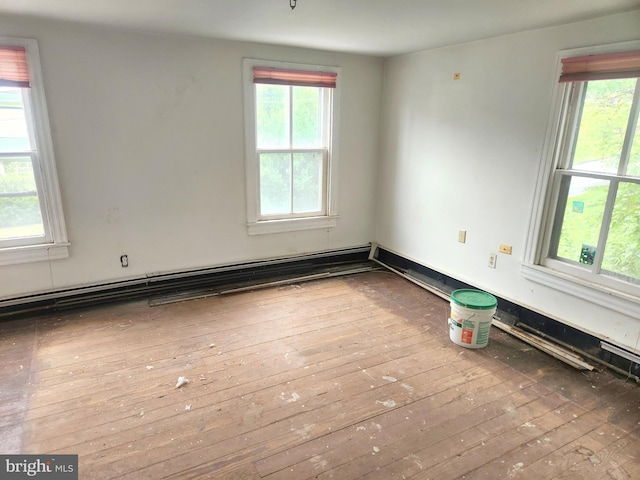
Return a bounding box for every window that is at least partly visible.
[243,59,340,235]
[0,38,68,265]
[524,44,640,315]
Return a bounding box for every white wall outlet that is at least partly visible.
[120,254,128,267]
[488,253,497,268]
[458,230,467,243]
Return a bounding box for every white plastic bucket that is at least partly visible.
[448,289,497,349]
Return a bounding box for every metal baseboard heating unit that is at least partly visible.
[491,319,594,371]
[601,342,640,365]
[0,246,376,319]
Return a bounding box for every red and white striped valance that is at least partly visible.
[253,66,336,88]
[560,50,640,83]
[0,45,30,88]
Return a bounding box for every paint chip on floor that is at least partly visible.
[508,462,524,477]
[176,376,189,388]
[280,392,300,403]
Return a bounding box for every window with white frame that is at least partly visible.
[0,38,68,265]
[243,59,340,235]
[524,45,640,315]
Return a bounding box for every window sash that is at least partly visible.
[254,80,331,220]
[0,89,46,247]
[546,173,640,262]
[255,84,328,150]
[0,152,49,247]
[559,80,640,176]
[257,148,327,220]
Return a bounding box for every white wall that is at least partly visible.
[375,12,640,352]
[0,16,382,298]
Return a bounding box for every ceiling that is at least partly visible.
[0,0,639,56]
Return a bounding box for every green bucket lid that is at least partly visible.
[450,289,497,310]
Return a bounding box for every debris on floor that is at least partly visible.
[176,376,189,388]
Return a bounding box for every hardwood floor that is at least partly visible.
[1,271,638,479]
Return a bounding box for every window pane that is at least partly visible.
[0,87,31,151]
[601,182,640,281]
[0,156,44,239]
[293,152,323,214]
[571,79,635,174]
[627,108,640,177]
[554,176,608,265]
[260,153,291,216]
[292,87,321,148]
[255,84,289,149]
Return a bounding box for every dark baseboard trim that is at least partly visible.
[0,246,374,319]
[373,245,640,381]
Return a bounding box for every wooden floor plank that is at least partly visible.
[1,271,638,480]
[25,315,431,452]
[27,294,421,402]
[591,430,640,480]
[460,411,608,479]
[514,421,633,479]
[322,392,570,480]
[0,317,36,454]
[92,345,480,478]
[258,381,547,479]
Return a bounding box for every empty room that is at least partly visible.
[1,1,639,478]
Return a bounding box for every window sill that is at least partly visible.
[521,263,639,318]
[0,242,70,266]
[247,216,338,236]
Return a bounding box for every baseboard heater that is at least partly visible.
[372,244,640,382]
[0,246,376,319]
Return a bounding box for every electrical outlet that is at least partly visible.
[458,230,467,243]
[120,254,128,267]
[488,253,497,269]
[499,244,512,255]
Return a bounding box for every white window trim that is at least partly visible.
[247,215,338,235]
[242,58,341,235]
[0,37,69,266]
[523,40,640,318]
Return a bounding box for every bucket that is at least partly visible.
[448,289,497,349]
